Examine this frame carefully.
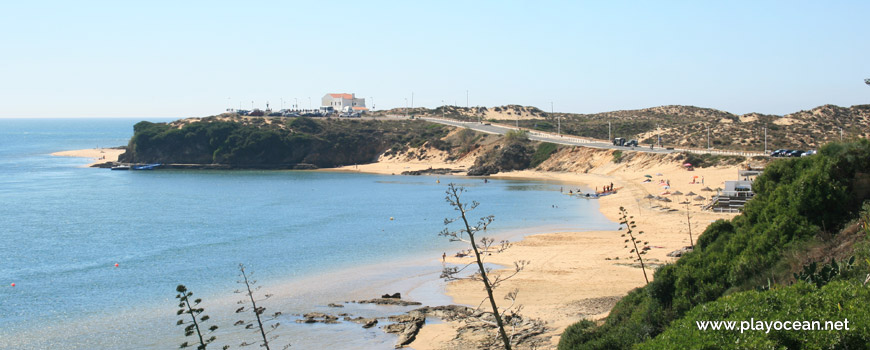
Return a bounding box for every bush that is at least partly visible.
[530,142,558,168]
[560,140,870,350]
[612,150,623,163]
[639,281,870,350]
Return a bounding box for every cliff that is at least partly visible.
[118,115,453,169]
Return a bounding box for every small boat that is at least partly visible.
[110,165,130,171]
[131,163,162,170]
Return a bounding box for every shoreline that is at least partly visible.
[330,155,741,348]
[53,147,742,348]
[51,148,124,167]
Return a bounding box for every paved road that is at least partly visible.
[420,117,678,154]
[417,117,767,157]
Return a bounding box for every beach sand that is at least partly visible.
[337,148,745,349]
[55,144,745,348]
[51,148,124,166]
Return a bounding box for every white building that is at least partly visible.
[321,93,367,113]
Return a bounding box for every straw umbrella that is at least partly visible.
[685,191,697,196]
[672,190,683,196]
[700,186,713,192]
[644,194,655,207]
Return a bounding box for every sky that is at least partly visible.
[1,1,868,118]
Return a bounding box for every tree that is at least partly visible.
[175,284,224,350]
[233,264,288,350]
[440,183,529,350]
[618,206,649,284]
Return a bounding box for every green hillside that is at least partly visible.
[559,140,870,350]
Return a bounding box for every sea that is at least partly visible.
[0,118,617,350]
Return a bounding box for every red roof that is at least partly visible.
[329,93,353,99]
[352,106,368,111]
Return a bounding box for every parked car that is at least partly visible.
[801,150,817,157]
[788,150,804,157]
[626,139,639,147]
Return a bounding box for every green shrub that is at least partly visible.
[612,150,623,163]
[530,142,558,168]
[639,281,870,350]
[560,140,870,350]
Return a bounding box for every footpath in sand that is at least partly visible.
[339,146,748,349]
[51,148,124,166]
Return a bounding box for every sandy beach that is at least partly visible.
[335,147,747,349]
[51,148,124,166]
[55,145,746,348]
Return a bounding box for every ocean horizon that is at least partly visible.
[0,118,617,349]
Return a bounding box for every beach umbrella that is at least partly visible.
[644,175,652,178]
[694,195,706,201]
[655,173,663,176]
[672,190,683,195]
[700,187,713,192]
[660,191,670,195]
[644,194,655,206]
[679,200,690,204]
[686,191,697,196]
[693,175,699,178]
[683,163,692,167]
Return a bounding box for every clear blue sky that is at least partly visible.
[1,1,868,118]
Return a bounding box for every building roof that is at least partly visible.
[328,93,354,99]
[351,106,368,111]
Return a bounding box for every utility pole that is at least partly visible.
[706,123,710,150]
[466,90,469,109]
[839,127,843,140]
[441,100,445,119]
[405,98,408,118]
[764,126,767,153]
[411,92,414,118]
[553,102,559,135]
[280,98,284,110]
[608,121,611,141]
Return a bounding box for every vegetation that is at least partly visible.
[678,152,746,168]
[440,184,528,349]
[559,140,870,350]
[611,150,623,164]
[618,207,650,284]
[233,264,287,350]
[529,142,558,168]
[467,130,534,176]
[120,117,450,168]
[377,104,870,152]
[175,285,224,350]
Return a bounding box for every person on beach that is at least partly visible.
[701,176,705,185]
[442,252,446,262]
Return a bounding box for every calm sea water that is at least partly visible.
[0,118,616,349]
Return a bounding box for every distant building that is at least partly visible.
[322,93,367,113]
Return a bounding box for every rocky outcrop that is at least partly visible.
[356,298,422,306]
[384,312,427,348]
[296,312,340,324]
